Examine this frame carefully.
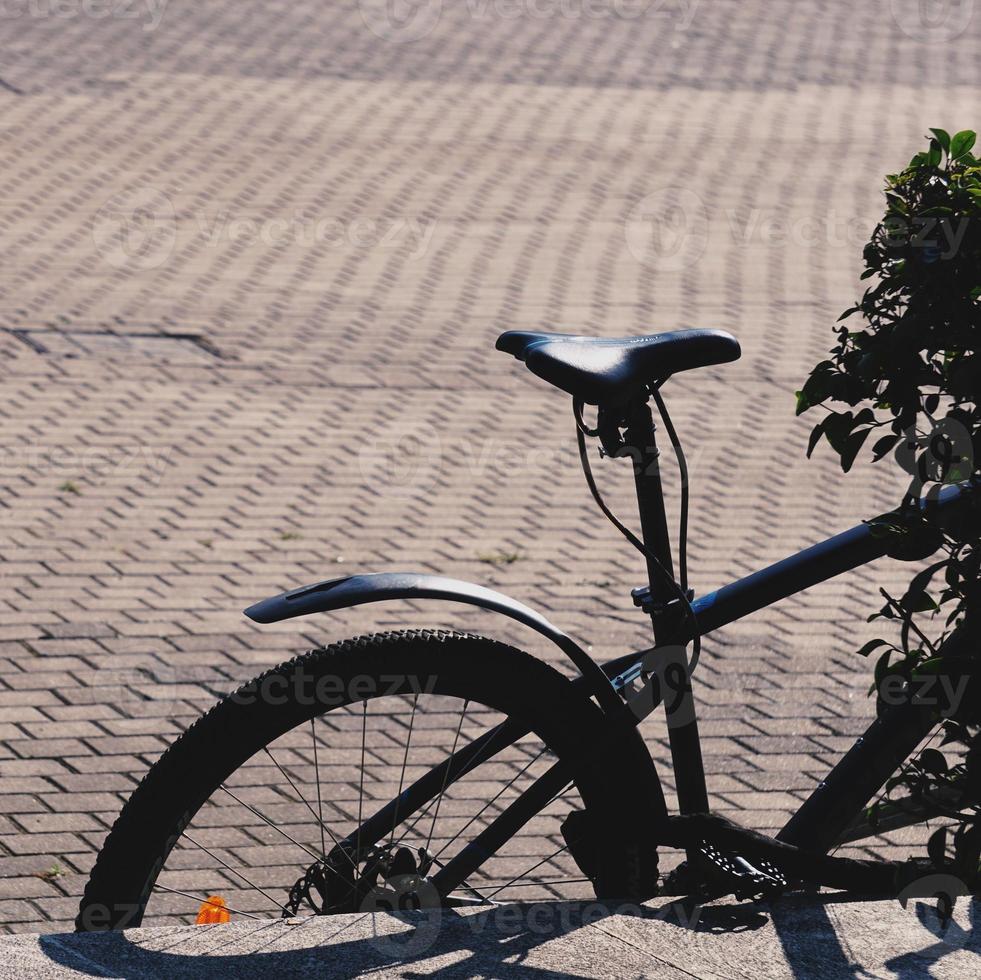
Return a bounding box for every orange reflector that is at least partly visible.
[196,895,231,925]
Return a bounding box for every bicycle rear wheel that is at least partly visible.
[77,630,657,931]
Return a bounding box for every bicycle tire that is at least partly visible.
[77,629,657,931]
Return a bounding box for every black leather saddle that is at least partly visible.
[496,329,741,406]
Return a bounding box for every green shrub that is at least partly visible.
[799,129,981,884]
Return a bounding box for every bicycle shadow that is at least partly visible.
[34,899,765,979]
[768,892,981,980]
[33,894,980,979]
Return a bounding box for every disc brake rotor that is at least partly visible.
[284,842,437,917]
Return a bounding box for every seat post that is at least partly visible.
[622,398,675,629]
[622,396,710,819]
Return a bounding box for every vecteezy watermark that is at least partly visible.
[230,670,438,708]
[622,644,698,729]
[359,0,443,43]
[359,0,699,44]
[0,442,172,487]
[356,419,444,499]
[360,896,703,961]
[895,416,974,502]
[93,186,178,271]
[0,0,167,31]
[725,210,878,251]
[461,0,700,24]
[623,201,973,270]
[92,187,437,271]
[877,671,971,716]
[624,187,709,272]
[196,211,436,257]
[890,0,975,42]
[360,876,444,959]
[357,429,719,500]
[354,428,620,499]
[881,214,972,262]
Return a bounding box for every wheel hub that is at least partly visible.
[284,841,437,916]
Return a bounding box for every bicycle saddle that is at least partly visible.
[496,329,741,406]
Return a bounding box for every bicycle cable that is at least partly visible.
[573,398,702,672]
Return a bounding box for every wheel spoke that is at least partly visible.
[475,877,591,889]
[470,776,580,901]
[430,744,546,863]
[424,699,470,855]
[481,840,573,899]
[259,746,357,871]
[356,699,367,857]
[310,718,328,860]
[429,853,492,904]
[392,718,516,849]
[181,831,292,916]
[153,883,265,920]
[218,784,324,864]
[430,769,575,898]
[388,694,419,846]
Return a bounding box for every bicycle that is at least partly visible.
[76,327,980,931]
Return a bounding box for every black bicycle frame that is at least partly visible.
[419,402,977,898]
[620,397,710,818]
[253,391,977,897]
[616,395,975,853]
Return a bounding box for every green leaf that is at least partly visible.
[901,561,947,612]
[872,434,901,461]
[867,802,880,831]
[940,720,967,746]
[823,411,862,454]
[905,592,939,613]
[930,128,951,154]
[840,427,871,473]
[874,648,898,689]
[919,748,948,775]
[798,363,835,408]
[951,130,977,160]
[806,418,827,457]
[857,638,891,658]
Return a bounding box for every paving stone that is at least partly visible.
[0,835,87,858]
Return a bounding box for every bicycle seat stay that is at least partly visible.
[496,328,740,405]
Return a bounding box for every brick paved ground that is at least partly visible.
[0,0,979,934]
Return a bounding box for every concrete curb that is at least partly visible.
[0,895,978,979]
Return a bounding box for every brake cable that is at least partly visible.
[573,398,702,672]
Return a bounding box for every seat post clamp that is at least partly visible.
[631,585,693,618]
